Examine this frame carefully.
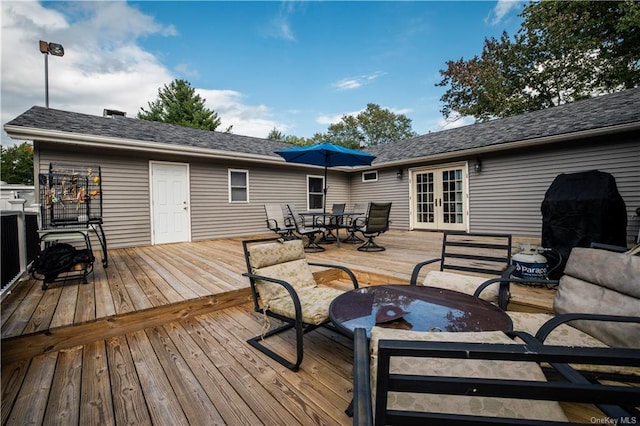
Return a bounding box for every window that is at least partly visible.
[362,171,378,182]
[307,175,324,210]
[229,169,249,203]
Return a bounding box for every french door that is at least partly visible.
[411,164,468,231]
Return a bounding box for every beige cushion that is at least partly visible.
[554,247,640,349]
[370,326,568,422]
[421,270,499,303]
[249,239,343,324]
[249,239,306,269]
[266,286,344,325]
[508,311,640,377]
[254,258,316,302]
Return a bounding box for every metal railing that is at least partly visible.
[1,206,40,297]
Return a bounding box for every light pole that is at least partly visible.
[39,40,64,108]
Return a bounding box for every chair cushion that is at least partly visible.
[554,247,640,349]
[508,311,640,377]
[507,312,607,347]
[254,258,316,303]
[250,239,306,269]
[421,270,499,303]
[370,326,568,422]
[266,286,344,325]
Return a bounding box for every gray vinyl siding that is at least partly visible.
[349,168,410,229]
[348,134,639,243]
[36,141,352,248]
[190,162,350,240]
[36,143,152,248]
[469,135,640,242]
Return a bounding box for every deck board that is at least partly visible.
[1,230,569,425]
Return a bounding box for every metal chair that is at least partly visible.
[263,203,295,239]
[287,204,326,252]
[354,202,391,252]
[341,202,369,244]
[410,231,513,309]
[242,237,359,371]
[315,203,345,243]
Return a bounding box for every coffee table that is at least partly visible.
[329,284,512,338]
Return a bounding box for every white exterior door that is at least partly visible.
[411,164,468,231]
[151,162,190,244]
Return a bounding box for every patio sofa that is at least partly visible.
[353,326,640,425]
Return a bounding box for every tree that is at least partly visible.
[138,79,224,131]
[1,142,34,184]
[325,103,416,148]
[267,127,285,141]
[438,0,640,121]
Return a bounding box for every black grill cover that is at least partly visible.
[541,170,627,279]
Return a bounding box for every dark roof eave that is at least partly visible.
[3,124,289,166]
[362,120,640,170]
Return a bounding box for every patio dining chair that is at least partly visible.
[354,202,392,252]
[263,203,295,239]
[410,231,514,309]
[242,237,359,371]
[341,202,369,244]
[287,204,326,252]
[314,203,345,243]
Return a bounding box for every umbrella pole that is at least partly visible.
[323,165,328,215]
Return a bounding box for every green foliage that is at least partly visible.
[271,104,416,148]
[267,127,285,141]
[138,79,223,131]
[438,0,640,120]
[1,142,34,185]
[324,104,416,148]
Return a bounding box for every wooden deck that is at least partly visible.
[1,230,560,425]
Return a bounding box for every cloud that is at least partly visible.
[434,112,475,131]
[485,0,522,26]
[332,71,386,91]
[264,1,297,41]
[1,1,175,144]
[316,104,412,127]
[199,89,287,137]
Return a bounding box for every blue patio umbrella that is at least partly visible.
[275,142,376,213]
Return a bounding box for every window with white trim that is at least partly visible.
[362,171,378,182]
[307,175,324,210]
[229,169,249,203]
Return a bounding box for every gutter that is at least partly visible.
[361,121,640,170]
[5,119,640,171]
[3,124,291,166]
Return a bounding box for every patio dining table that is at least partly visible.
[300,211,363,247]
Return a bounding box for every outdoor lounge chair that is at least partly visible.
[410,231,514,309]
[353,326,640,425]
[287,204,326,252]
[354,202,392,252]
[263,203,295,239]
[242,237,359,371]
[505,246,640,379]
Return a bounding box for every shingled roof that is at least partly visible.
[4,106,293,159]
[4,87,640,166]
[367,87,640,164]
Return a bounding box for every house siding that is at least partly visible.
[37,143,152,248]
[36,143,351,248]
[355,133,640,243]
[349,168,411,229]
[469,134,640,242]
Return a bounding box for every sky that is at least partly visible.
[1,1,525,146]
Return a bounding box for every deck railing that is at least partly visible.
[1,202,39,297]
